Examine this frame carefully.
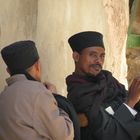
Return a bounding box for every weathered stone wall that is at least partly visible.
[0,0,129,95]
[103,0,129,87]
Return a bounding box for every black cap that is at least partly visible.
[68,31,104,52]
[1,40,39,72]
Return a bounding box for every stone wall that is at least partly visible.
[0,0,129,95]
[103,0,129,87]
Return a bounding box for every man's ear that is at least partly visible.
[6,67,11,75]
[73,52,80,62]
[35,60,41,72]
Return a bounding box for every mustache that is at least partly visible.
[90,64,102,69]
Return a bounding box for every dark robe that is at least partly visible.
[66,70,140,140]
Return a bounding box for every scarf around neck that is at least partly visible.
[66,70,127,116]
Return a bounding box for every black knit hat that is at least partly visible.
[68,31,104,52]
[1,40,39,72]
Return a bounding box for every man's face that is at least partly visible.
[74,46,105,76]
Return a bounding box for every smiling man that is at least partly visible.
[73,46,105,76]
[66,31,140,140]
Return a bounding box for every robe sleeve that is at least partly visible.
[88,104,140,140]
[33,89,74,140]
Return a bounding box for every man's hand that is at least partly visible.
[127,76,140,108]
[77,113,88,127]
[44,81,57,93]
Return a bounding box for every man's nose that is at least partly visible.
[95,56,103,64]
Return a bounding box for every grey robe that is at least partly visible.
[0,74,74,140]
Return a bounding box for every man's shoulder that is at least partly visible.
[102,70,112,75]
[23,80,48,92]
[9,76,49,95]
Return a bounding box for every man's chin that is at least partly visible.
[88,70,101,77]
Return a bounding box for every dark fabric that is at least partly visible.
[10,70,37,81]
[93,106,133,140]
[68,31,104,53]
[66,70,129,140]
[66,70,127,114]
[1,40,39,72]
[53,94,80,140]
[23,71,37,81]
[113,104,140,140]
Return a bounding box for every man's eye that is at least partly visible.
[89,53,96,57]
[101,55,105,58]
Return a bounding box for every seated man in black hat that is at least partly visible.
[66,31,140,140]
[0,40,74,140]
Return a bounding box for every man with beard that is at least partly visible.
[0,40,74,140]
[66,31,140,140]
